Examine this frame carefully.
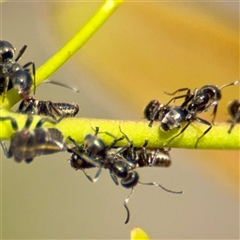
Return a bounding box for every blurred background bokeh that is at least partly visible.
[0,1,239,239]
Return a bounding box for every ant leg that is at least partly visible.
[2,75,9,103]
[16,98,33,114]
[228,111,240,133]
[90,126,99,135]
[96,126,125,148]
[0,116,19,131]
[45,101,59,120]
[15,44,27,62]
[138,181,183,194]
[228,117,239,134]
[35,115,65,128]
[164,87,190,96]
[109,170,119,185]
[211,103,218,125]
[194,117,212,148]
[166,94,192,106]
[227,100,240,133]
[0,141,13,158]
[108,135,125,149]
[67,140,102,168]
[82,167,103,183]
[139,140,149,162]
[123,188,134,224]
[24,115,34,129]
[148,110,158,127]
[117,126,133,149]
[167,121,191,145]
[180,94,194,108]
[23,61,36,94]
[119,126,131,143]
[142,139,148,148]
[119,126,148,150]
[67,136,81,147]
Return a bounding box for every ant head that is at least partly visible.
[143,100,160,120]
[200,85,222,100]
[70,152,86,170]
[0,40,15,63]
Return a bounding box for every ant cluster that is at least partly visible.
[67,127,182,224]
[0,40,239,224]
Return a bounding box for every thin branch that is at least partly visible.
[0,1,239,151]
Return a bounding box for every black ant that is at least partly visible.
[165,80,240,124]
[227,99,240,134]
[144,100,190,132]
[16,96,79,120]
[67,127,182,224]
[143,100,172,127]
[117,127,172,168]
[0,115,66,163]
[144,80,240,147]
[0,40,35,102]
[144,99,216,148]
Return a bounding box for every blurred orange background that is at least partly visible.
[1,1,239,239]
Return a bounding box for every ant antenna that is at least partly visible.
[44,79,79,93]
[138,181,184,194]
[220,79,240,90]
[124,188,134,224]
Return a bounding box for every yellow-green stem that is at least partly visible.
[0,0,239,151]
[0,109,239,150]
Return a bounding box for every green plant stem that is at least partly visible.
[0,109,239,149]
[0,0,239,151]
[1,0,124,109]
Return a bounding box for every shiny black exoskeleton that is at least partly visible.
[117,128,172,168]
[67,128,182,224]
[162,105,214,147]
[227,99,240,134]
[143,100,208,147]
[0,40,35,102]
[0,115,66,163]
[144,100,188,132]
[17,96,79,120]
[165,80,240,124]
[143,100,172,127]
[163,80,240,146]
[144,80,240,147]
